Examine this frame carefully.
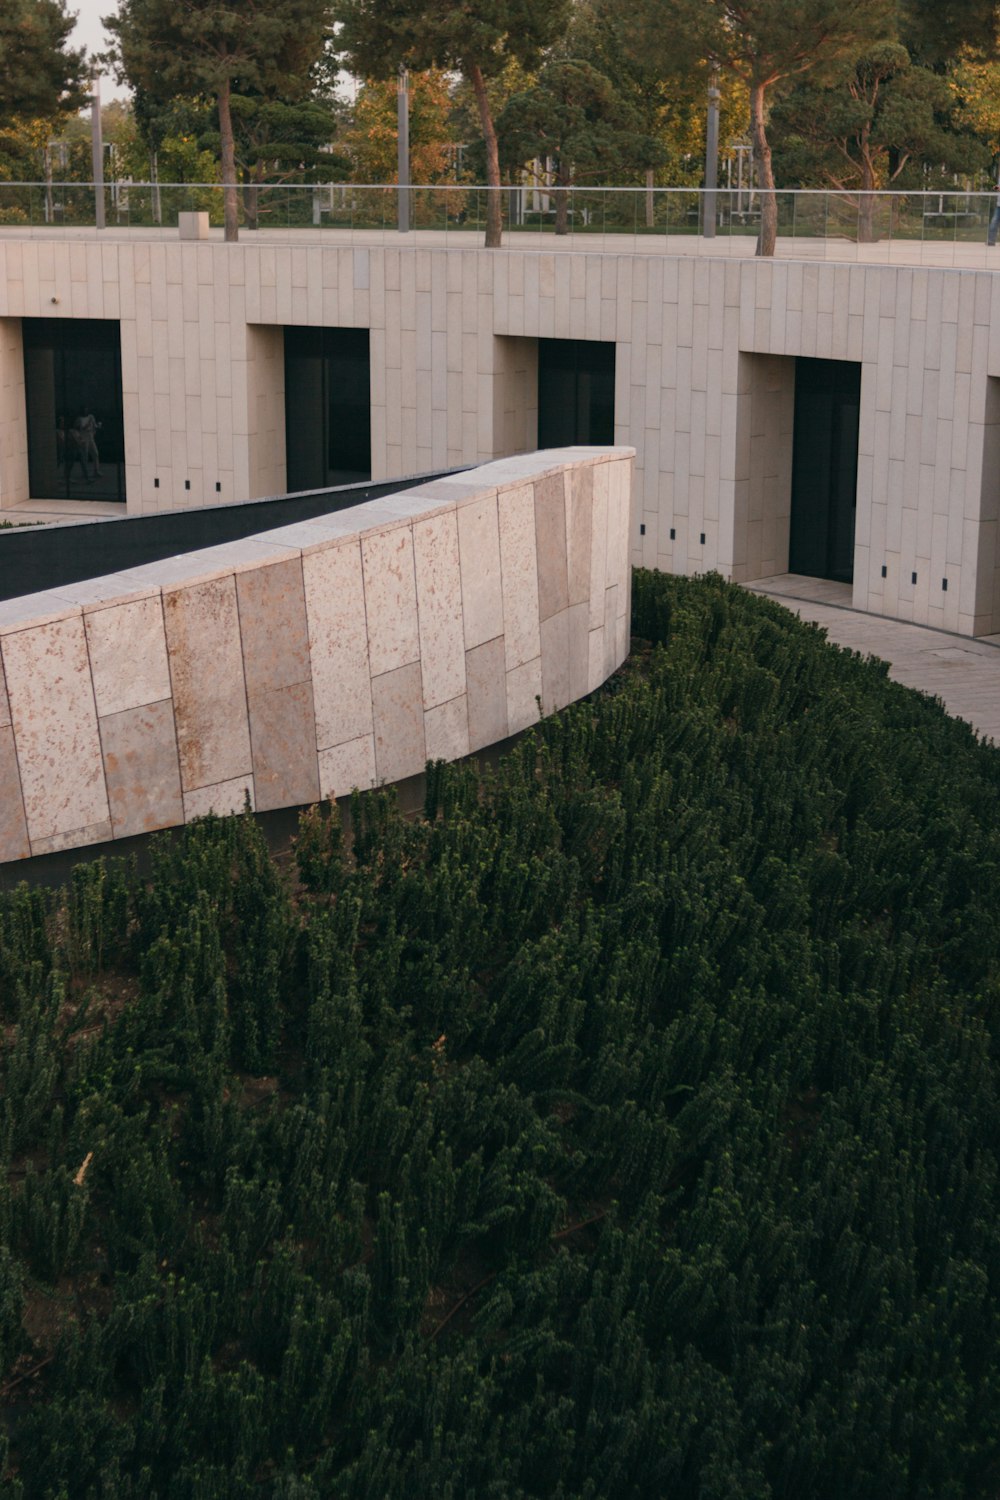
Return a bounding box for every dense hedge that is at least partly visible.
[3,570,1000,1497]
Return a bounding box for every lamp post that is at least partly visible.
[91,76,105,230]
[398,65,410,234]
[703,67,720,239]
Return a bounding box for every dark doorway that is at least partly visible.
[789,357,861,583]
[23,319,126,503]
[284,327,371,491]
[538,338,615,447]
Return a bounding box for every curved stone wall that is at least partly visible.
[0,447,633,863]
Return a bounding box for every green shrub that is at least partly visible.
[3,571,1000,1498]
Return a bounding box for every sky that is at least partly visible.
[68,0,130,101]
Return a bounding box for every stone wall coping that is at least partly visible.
[0,447,635,633]
[0,448,635,863]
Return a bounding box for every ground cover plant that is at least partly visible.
[3,570,1000,1497]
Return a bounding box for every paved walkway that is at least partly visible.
[747,575,1000,746]
[4,223,1000,271]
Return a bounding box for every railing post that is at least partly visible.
[703,68,719,239]
[397,66,410,234]
[90,77,105,230]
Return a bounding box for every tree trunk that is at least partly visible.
[468,61,502,248]
[857,145,877,243]
[645,167,654,230]
[218,77,239,243]
[749,79,776,258]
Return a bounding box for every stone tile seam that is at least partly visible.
[159,581,208,803]
[232,562,296,799]
[0,680,30,857]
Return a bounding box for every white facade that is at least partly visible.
[2,234,1000,635]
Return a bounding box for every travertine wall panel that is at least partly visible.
[163,575,252,792]
[4,235,1000,632]
[498,483,541,672]
[0,447,632,863]
[246,324,286,501]
[0,318,28,507]
[2,614,110,851]
[318,733,376,801]
[303,540,374,752]
[465,637,508,752]
[567,468,594,608]
[0,724,29,859]
[729,353,796,584]
[413,512,466,709]
[372,660,426,783]
[540,610,570,716]
[100,699,183,838]
[85,594,172,717]
[247,679,320,812]
[535,473,570,620]
[457,495,504,649]
[424,694,470,762]
[362,527,420,675]
[182,775,254,820]
[507,656,543,735]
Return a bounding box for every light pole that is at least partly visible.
[91,76,105,230]
[703,67,720,239]
[398,66,410,234]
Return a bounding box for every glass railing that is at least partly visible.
[1,183,997,261]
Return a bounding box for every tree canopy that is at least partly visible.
[0,0,87,125]
[343,70,455,186]
[498,58,627,231]
[334,0,572,245]
[901,0,1000,66]
[630,0,897,253]
[772,41,987,236]
[105,0,333,240]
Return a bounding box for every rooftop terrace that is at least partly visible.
[3,185,1000,269]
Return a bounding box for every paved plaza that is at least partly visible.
[4,223,1000,271]
[749,574,1000,745]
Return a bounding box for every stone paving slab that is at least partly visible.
[4,223,1000,271]
[748,576,1000,745]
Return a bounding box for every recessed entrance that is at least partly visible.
[23,318,126,503]
[537,338,615,447]
[788,358,861,584]
[284,327,371,491]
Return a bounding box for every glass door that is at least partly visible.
[23,318,126,503]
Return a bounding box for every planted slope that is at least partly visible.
[2,572,1000,1497]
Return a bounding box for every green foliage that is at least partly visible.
[333,0,573,243]
[771,41,988,197]
[106,0,334,238]
[4,571,1000,1494]
[0,0,87,129]
[497,57,631,217]
[624,0,896,252]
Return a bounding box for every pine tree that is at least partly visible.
[333,0,573,247]
[0,0,87,126]
[105,0,332,241]
[625,0,895,254]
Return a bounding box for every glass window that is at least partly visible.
[284,328,371,492]
[538,338,616,448]
[23,318,126,503]
[789,358,861,584]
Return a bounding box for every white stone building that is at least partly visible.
[2,230,1000,636]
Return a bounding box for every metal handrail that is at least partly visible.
[3,182,996,263]
[3,182,996,196]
